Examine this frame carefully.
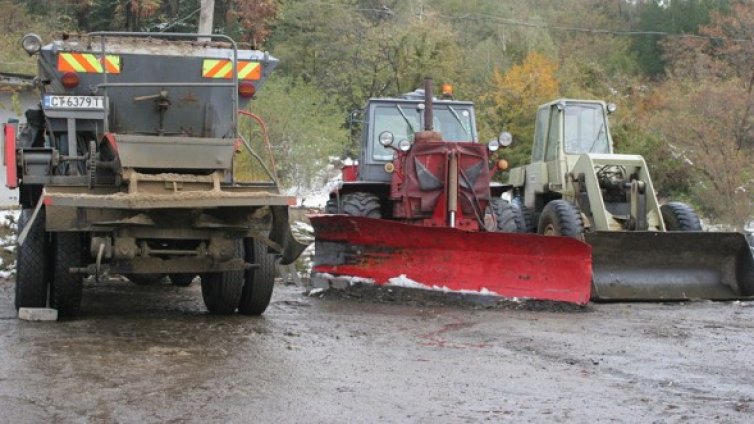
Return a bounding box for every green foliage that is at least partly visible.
[632,0,729,77]
[235,76,345,190]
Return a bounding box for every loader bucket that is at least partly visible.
[587,231,754,301]
[310,215,593,305]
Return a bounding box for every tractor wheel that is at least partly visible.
[200,240,244,314]
[538,200,584,239]
[169,274,195,287]
[512,198,537,233]
[238,238,276,316]
[486,198,526,232]
[661,202,702,231]
[128,274,164,285]
[51,232,84,317]
[15,208,50,310]
[325,198,338,214]
[341,192,381,218]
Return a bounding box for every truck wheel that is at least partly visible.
[238,238,276,316]
[169,274,195,287]
[15,208,50,310]
[486,198,526,232]
[325,198,338,214]
[51,232,84,317]
[200,240,244,314]
[341,192,381,218]
[661,202,702,231]
[538,200,584,238]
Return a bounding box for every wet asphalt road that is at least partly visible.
[1,278,753,423]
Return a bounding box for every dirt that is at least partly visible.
[0,277,753,422]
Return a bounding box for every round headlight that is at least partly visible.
[21,33,43,55]
[498,131,513,147]
[606,103,617,114]
[488,139,500,152]
[398,139,411,151]
[378,131,394,147]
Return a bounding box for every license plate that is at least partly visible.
[43,95,105,110]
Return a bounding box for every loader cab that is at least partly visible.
[530,100,614,186]
[359,92,477,183]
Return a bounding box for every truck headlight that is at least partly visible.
[21,33,42,55]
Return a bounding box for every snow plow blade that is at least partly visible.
[310,215,593,305]
[587,232,754,301]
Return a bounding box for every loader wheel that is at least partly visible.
[15,208,50,310]
[341,192,381,218]
[538,200,584,239]
[200,240,244,314]
[486,198,526,232]
[512,199,537,233]
[51,232,84,317]
[661,202,702,231]
[169,274,195,287]
[325,198,338,214]
[238,238,276,316]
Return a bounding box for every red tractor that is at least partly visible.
[310,80,592,304]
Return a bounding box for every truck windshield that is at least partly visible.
[372,103,475,161]
[564,104,610,154]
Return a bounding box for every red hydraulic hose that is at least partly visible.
[238,109,277,175]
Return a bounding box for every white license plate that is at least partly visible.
[43,95,105,110]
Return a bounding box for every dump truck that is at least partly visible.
[508,98,754,300]
[309,81,592,304]
[3,32,305,317]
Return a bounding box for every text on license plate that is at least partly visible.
[43,95,105,110]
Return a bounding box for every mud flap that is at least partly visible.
[310,215,593,305]
[587,231,754,301]
[270,206,308,265]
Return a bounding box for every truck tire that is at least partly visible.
[238,238,276,316]
[512,199,537,233]
[200,240,244,314]
[51,232,84,317]
[538,200,584,238]
[169,274,195,287]
[487,198,526,232]
[661,202,702,231]
[325,198,338,214]
[341,192,381,218]
[15,208,50,310]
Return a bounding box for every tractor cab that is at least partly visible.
[357,88,477,183]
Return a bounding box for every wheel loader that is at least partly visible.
[309,81,592,304]
[508,99,754,300]
[2,32,305,318]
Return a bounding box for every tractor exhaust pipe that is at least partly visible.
[424,78,433,131]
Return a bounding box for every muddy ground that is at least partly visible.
[0,278,752,423]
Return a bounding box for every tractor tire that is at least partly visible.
[487,198,526,232]
[169,274,195,287]
[341,192,381,218]
[15,208,50,310]
[238,238,276,316]
[538,200,584,239]
[51,232,84,317]
[200,240,244,314]
[512,198,537,233]
[661,202,702,231]
[325,198,338,214]
[128,274,164,285]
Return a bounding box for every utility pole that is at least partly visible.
[198,0,215,41]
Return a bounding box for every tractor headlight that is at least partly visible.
[398,139,411,151]
[488,139,500,152]
[378,131,394,147]
[606,103,617,114]
[21,33,43,56]
[498,131,513,147]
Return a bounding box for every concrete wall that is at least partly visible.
[0,73,38,207]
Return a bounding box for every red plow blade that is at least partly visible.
[310,215,593,305]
